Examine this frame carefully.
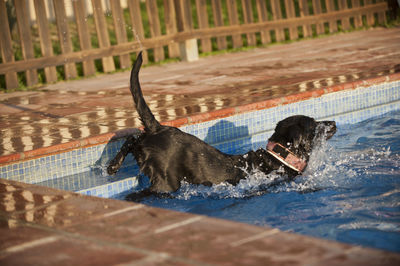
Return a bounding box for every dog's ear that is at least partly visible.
[270,123,300,148]
[270,116,317,148]
[286,125,304,148]
[287,122,316,151]
[287,125,311,150]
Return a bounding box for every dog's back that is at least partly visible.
[129,52,246,192]
[133,126,245,192]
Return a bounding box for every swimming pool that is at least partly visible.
[1,79,399,252]
[128,110,400,253]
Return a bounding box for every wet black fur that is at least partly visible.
[107,52,336,200]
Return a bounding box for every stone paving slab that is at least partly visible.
[0,179,399,265]
[1,27,400,265]
[0,27,400,159]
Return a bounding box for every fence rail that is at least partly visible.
[0,0,389,90]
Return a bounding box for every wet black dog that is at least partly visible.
[107,52,336,200]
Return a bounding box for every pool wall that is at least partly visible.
[1,78,399,198]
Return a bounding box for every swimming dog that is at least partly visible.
[107,52,336,200]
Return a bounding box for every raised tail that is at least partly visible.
[130,52,161,133]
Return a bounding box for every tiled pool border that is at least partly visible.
[1,73,398,166]
[80,80,400,197]
[1,74,399,198]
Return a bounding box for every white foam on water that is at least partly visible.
[176,169,287,200]
[174,128,398,200]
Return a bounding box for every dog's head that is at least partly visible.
[268,115,336,171]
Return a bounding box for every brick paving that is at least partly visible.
[1,178,399,265]
[1,27,400,265]
[0,27,399,158]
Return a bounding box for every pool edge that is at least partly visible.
[1,72,399,166]
[1,177,399,264]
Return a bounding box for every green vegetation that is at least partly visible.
[0,0,397,92]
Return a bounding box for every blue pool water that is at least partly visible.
[121,110,400,253]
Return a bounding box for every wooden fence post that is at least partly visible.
[299,0,312,38]
[146,0,165,62]
[72,0,96,77]
[270,0,285,41]
[174,0,199,62]
[338,0,351,30]
[312,0,325,35]
[15,0,39,86]
[256,0,271,45]
[128,0,149,64]
[34,0,58,83]
[0,1,19,89]
[110,0,131,68]
[53,0,78,79]
[241,0,257,46]
[351,0,363,28]
[364,0,375,26]
[325,0,338,33]
[0,0,390,89]
[284,0,299,40]
[226,0,243,48]
[212,0,227,50]
[91,0,116,73]
[376,0,387,24]
[164,0,180,58]
[195,0,212,53]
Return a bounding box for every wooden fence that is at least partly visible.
[0,0,388,90]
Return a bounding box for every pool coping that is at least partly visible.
[1,73,399,166]
[1,178,399,265]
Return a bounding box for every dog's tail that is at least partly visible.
[130,52,161,133]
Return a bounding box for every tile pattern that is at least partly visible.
[1,81,399,198]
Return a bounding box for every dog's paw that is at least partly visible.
[107,164,119,175]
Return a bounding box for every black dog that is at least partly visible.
[107,52,336,200]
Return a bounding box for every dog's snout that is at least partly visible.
[321,120,336,139]
[326,121,336,129]
[320,120,335,128]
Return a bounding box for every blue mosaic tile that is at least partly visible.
[0,81,399,198]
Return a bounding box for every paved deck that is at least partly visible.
[1,27,400,265]
[1,178,399,265]
[1,27,400,158]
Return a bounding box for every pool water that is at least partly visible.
[120,110,400,253]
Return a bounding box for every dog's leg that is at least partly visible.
[125,188,173,202]
[125,188,153,202]
[107,136,136,175]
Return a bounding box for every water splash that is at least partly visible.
[176,169,286,200]
[122,111,400,252]
[132,28,143,51]
[172,116,399,200]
